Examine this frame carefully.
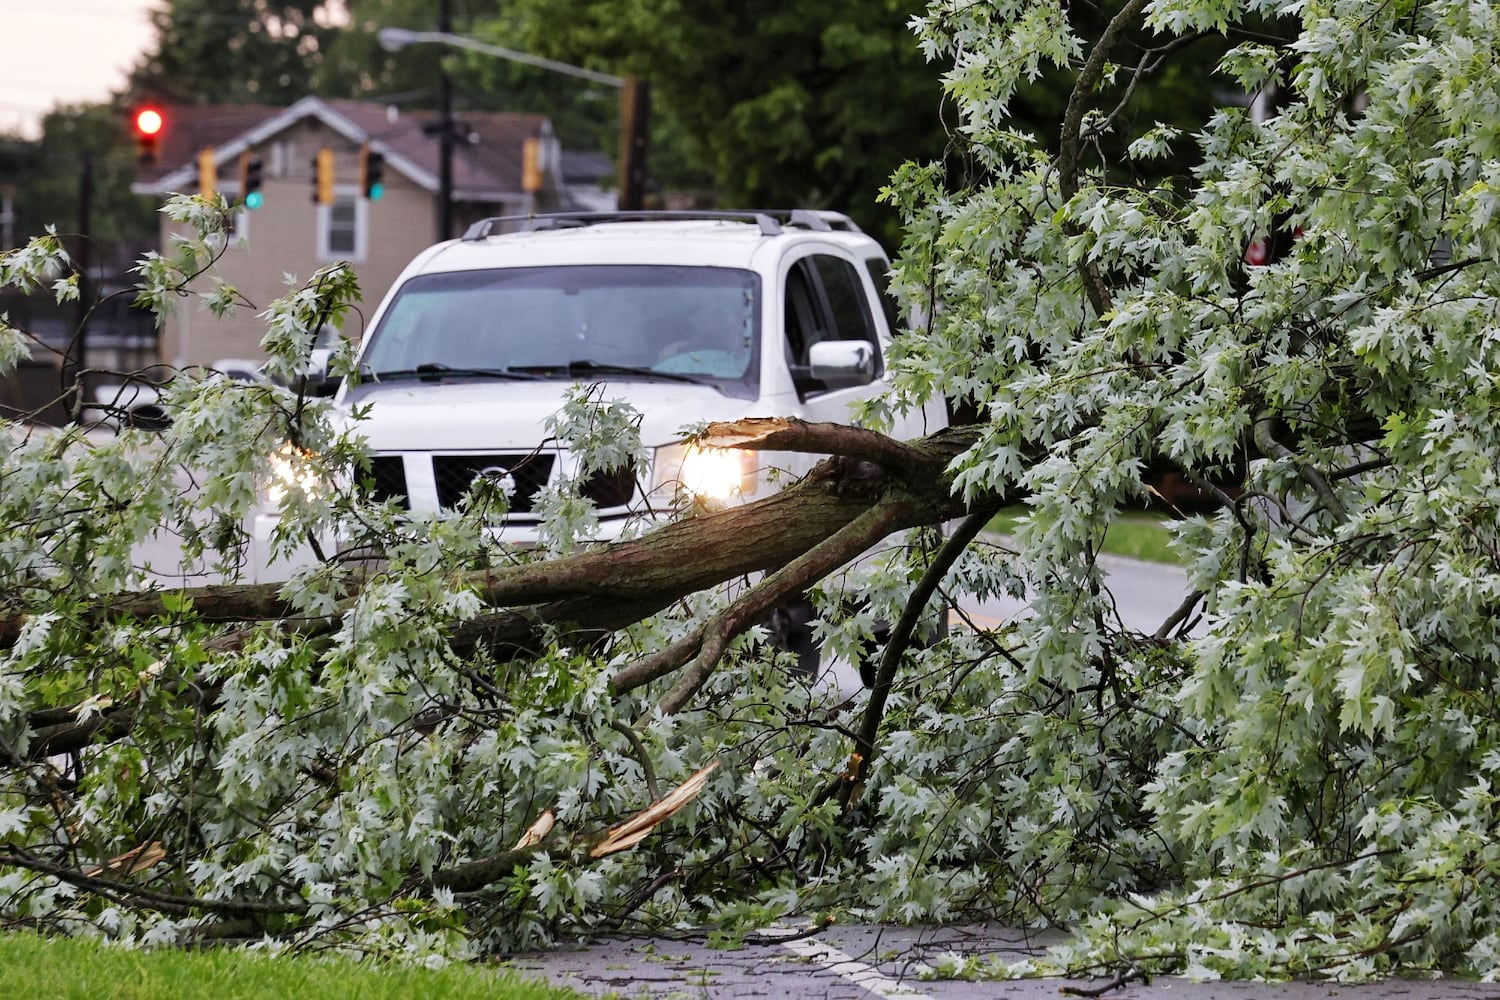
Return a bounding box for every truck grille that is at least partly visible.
[432,453,555,511]
[363,456,409,509]
[358,454,627,515]
[580,465,636,508]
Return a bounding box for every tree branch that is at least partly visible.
[699,417,934,476]
[428,762,718,893]
[650,498,916,718]
[853,505,999,775]
[609,719,661,803]
[1059,0,1152,200]
[1057,0,1151,317]
[10,429,983,765]
[1253,411,1349,523]
[0,850,308,917]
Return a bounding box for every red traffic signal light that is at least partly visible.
[132,106,166,167]
[133,107,164,136]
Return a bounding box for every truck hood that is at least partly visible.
[337,378,758,451]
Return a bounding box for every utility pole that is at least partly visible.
[438,0,455,241]
[0,186,14,249]
[617,77,651,211]
[68,151,93,422]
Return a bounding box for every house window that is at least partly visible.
[328,201,357,253]
[317,193,367,262]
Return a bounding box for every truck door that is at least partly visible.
[782,252,885,425]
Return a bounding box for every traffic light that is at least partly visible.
[239,151,264,210]
[359,143,385,201]
[312,147,335,205]
[197,148,217,199]
[132,106,165,167]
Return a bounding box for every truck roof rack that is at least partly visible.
[460,209,862,242]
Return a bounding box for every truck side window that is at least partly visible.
[863,257,901,336]
[784,261,822,366]
[784,254,884,398]
[813,255,879,351]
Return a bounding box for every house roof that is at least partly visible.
[132,96,555,201]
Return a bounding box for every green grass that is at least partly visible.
[986,506,1180,565]
[0,931,583,1000]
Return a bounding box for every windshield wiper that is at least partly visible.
[512,360,708,384]
[366,363,542,383]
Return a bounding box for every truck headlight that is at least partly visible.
[264,444,323,505]
[650,442,758,506]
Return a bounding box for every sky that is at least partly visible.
[0,0,160,138]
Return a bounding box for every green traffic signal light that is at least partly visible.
[239,152,264,209]
[360,145,385,201]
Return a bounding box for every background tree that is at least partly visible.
[329,1,623,207]
[127,0,351,106]
[1,107,155,260]
[3,0,1500,984]
[485,0,952,238]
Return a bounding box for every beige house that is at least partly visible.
[131,97,599,368]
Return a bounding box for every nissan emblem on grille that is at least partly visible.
[475,465,518,496]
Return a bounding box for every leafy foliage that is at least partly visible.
[3,0,1500,985]
[882,0,1500,979]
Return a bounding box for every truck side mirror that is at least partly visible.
[807,340,875,386]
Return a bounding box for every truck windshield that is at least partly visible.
[357,265,761,397]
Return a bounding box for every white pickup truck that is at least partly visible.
[250,210,947,581]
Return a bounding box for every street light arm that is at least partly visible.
[377,28,624,88]
[377,23,647,214]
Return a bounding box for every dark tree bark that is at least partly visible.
[5,422,980,644]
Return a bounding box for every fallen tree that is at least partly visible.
[0,381,1024,955]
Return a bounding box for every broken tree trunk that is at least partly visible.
[12,421,991,759]
[5,422,982,649]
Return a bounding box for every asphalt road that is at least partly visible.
[502,922,1500,999]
